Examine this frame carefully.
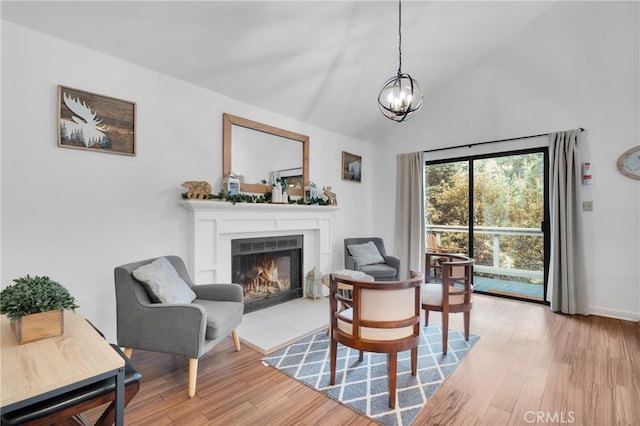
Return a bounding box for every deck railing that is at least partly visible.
[426,225,544,281]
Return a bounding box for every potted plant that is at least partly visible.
[0,275,79,344]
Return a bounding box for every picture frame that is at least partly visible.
[58,85,136,156]
[342,151,362,182]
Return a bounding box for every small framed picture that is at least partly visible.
[342,151,362,182]
[58,85,136,156]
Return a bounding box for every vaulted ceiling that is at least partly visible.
[1,1,557,143]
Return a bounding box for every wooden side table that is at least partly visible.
[1,311,126,425]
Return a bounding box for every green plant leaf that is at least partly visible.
[0,275,79,321]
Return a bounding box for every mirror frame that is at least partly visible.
[223,113,309,196]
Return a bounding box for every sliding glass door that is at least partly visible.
[425,148,548,302]
[424,160,469,255]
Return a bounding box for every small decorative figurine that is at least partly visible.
[182,181,212,200]
[322,186,337,206]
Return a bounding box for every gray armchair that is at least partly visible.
[344,237,401,281]
[114,255,244,398]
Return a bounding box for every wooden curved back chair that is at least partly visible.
[422,253,474,355]
[329,271,423,408]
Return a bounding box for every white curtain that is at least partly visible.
[547,129,588,314]
[394,152,425,278]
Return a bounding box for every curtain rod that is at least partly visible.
[423,127,585,154]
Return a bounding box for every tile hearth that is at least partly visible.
[236,296,329,354]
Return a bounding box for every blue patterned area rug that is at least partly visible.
[261,326,479,426]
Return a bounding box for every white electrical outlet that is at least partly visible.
[582,201,593,212]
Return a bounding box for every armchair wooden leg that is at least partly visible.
[330,338,337,385]
[442,310,449,355]
[387,352,397,409]
[188,358,198,398]
[123,348,133,359]
[411,346,418,376]
[463,311,471,342]
[231,329,241,351]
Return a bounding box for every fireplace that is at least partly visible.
[180,201,337,299]
[232,235,303,313]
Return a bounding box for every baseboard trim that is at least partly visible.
[589,306,640,322]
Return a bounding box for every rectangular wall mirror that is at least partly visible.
[223,113,309,196]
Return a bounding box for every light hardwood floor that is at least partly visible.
[90,295,639,425]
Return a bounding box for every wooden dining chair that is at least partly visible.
[329,271,423,408]
[421,253,474,355]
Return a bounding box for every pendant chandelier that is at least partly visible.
[377,0,423,122]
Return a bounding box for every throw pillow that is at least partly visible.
[347,241,385,266]
[132,257,197,304]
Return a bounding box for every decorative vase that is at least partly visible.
[11,309,64,344]
[282,192,288,204]
[272,187,282,203]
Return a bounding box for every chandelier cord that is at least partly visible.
[397,0,402,76]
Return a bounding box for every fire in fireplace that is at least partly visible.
[231,235,303,313]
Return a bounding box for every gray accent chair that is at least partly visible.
[344,237,401,281]
[114,255,244,398]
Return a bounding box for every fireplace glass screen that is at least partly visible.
[231,235,303,313]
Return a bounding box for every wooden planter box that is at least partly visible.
[10,310,64,344]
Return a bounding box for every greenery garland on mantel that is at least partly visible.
[181,190,330,206]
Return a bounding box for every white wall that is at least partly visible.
[1,21,374,341]
[373,1,640,321]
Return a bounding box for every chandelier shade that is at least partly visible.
[378,0,423,122]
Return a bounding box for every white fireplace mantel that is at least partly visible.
[180,200,338,286]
